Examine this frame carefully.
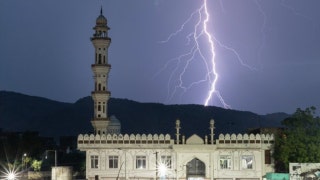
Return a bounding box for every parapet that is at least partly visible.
[217,133,274,144]
[78,133,173,145]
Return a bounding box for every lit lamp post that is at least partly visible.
[21,153,27,170]
[21,153,27,180]
[117,148,127,180]
[155,152,158,180]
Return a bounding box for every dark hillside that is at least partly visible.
[0,91,289,138]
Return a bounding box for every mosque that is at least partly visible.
[77,9,275,180]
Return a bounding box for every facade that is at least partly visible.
[78,9,275,180]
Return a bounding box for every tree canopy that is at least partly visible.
[274,107,320,172]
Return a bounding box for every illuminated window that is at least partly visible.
[91,155,99,169]
[136,156,146,169]
[241,155,253,169]
[220,155,232,169]
[109,156,118,168]
[161,156,172,169]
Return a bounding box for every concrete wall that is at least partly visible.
[52,166,73,180]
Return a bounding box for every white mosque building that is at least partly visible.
[77,9,275,180]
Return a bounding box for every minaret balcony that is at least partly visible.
[91,37,111,41]
[91,64,111,68]
[91,91,111,95]
[91,117,109,121]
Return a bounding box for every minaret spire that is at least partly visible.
[90,9,111,135]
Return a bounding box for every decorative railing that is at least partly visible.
[78,133,173,145]
[78,133,274,145]
[217,133,274,144]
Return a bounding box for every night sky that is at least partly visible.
[1,1,320,115]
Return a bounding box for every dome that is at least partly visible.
[109,115,120,125]
[96,7,107,26]
[96,14,107,26]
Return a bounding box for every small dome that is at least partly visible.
[96,14,107,26]
[96,7,107,26]
[109,115,120,125]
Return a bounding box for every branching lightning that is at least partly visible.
[157,0,256,109]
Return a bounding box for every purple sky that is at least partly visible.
[1,0,320,115]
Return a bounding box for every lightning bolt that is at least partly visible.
[202,0,223,107]
[157,0,255,109]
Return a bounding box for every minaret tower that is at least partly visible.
[90,8,111,135]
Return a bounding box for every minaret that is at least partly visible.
[90,7,111,135]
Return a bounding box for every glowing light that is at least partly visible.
[154,155,172,178]
[158,162,168,177]
[7,173,15,180]
[0,164,21,180]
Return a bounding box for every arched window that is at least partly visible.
[103,56,106,64]
[186,158,205,178]
[98,54,101,64]
[98,83,101,91]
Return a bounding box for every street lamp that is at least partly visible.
[45,150,57,167]
[155,152,158,180]
[117,148,127,180]
[22,153,27,171]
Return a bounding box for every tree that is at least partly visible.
[31,160,42,171]
[274,107,320,172]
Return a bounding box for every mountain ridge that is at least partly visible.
[0,91,289,138]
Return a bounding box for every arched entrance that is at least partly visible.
[186,158,205,180]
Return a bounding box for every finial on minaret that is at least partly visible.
[175,119,181,144]
[100,6,103,15]
[209,119,215,144]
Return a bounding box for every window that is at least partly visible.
[98,102,101,111]
[265,150,271,164]
[98,54,101,64]
[136,156,146,169]
[220,155,232,169]
[161,156,172,169]
[109,156,118,168]
[241,155,253,169]
[186,158,205,176]
[91,155,99,169]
